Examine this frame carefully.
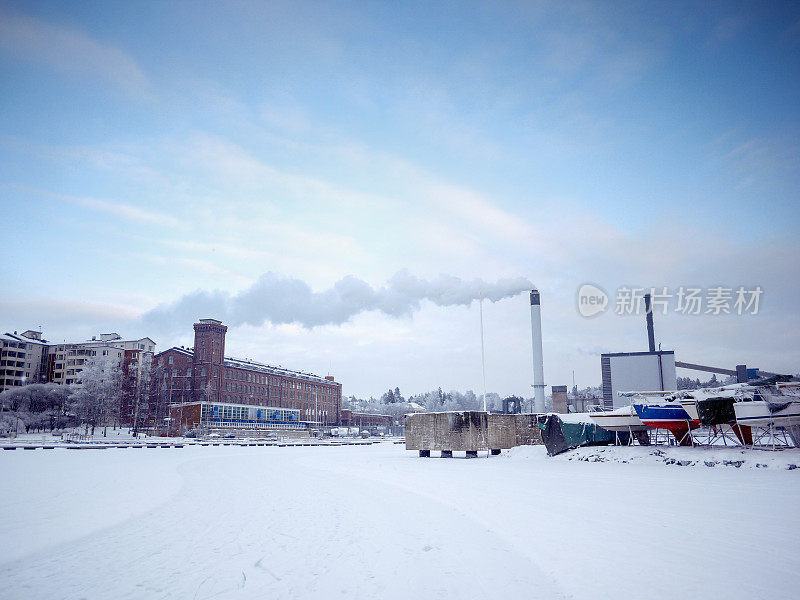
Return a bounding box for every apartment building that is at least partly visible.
[45,333,156,387]
[0,330,49,391]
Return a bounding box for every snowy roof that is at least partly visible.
[224,354,335,385]
[1,331,48,345]
[159,346,338,385]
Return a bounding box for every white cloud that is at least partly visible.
[36,189,184,229]
[0,8,151,96]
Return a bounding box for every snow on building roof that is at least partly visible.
[159,346,338,385]
[2,331,48,345]
[224,354,336,385]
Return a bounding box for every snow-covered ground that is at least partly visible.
[1,443,798,599]
[2,428,168,444]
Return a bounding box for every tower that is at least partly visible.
[530,290,546,413]
[193,318,227,401]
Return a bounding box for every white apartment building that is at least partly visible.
[47,333,156,386]
[0,330,49,392]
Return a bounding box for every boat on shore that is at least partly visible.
[537,413,629,456]
[733,387,800,428]
[676,388,753,445]
[630,394,699,446]
[587,405,649,432]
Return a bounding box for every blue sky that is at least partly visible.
[1,0,799,398]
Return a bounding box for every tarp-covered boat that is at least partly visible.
[537,413,631,456]
[676,388,753,445]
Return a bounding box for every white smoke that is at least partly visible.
[142,270,533,332]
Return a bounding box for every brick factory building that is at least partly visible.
[158,319,342,434]
[339,410,393,429]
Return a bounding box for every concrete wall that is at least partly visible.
[512,414,542,446]
[406,412,542,451]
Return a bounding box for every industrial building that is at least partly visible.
[339,410,393,429]
[158,319,342,434]
[601,350,677,409]
[600,294,678,409]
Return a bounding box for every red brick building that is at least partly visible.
[340,410,393,428]
[156,319,342,434]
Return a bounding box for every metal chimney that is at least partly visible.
[530,289,546,413]
[644,293,656,352]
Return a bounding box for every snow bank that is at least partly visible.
[506,443,800,470]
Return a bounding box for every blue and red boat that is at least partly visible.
[631,395,700,446]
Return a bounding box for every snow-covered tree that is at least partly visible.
[0,383,74,433]
[73,356,122,435]
[130,360,154,436]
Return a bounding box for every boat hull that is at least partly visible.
[633,403,699,446]
[734,400,800,428]
[588,408,649,432]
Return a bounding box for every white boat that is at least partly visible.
[588,405,649,432]
[733,391,800,427]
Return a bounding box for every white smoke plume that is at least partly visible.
[142,270,533,332]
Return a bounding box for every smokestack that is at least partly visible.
[530,289,546,413]
[644,293,656,352]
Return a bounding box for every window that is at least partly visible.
[201,367,206,377]
[169,356,174,365]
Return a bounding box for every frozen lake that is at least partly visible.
[1,442,798,599]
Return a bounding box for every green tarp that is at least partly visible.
[537,414,630,456]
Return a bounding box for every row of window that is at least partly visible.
[199,404,300,423]
[163,362,337,399]
[0,370,25,378]
[1,341,27,349]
